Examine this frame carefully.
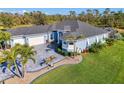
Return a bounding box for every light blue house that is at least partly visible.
[8,20,112,53]
[50,20,112,53]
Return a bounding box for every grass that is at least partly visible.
[0,24,33,30]
[32,40,124,84]
[115,28,124,33]
[12,24,33,29]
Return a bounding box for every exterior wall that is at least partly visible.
[62,32,109,53]
[67,44,75,52]
[62,40,68,51]
[10,32,53,47]
[11,37,25,47]
[97,34,104,43]
[75,39,88,53]
[87,36,97,46]
[103,33,109,38]
[62,40,75,52]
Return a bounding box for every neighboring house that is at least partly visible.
[7,20,113,53]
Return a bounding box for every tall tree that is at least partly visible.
[15,44,36,77]
[2,48,21,77]
[1,44,36,78]
[69,11,77,20]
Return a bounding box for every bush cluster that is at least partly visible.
[105,38,115,46]
[56,48,78,57]
[120,33,124,41]
[89,42,104,53]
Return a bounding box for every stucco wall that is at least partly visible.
[62,41,68,51]
[75,39,87,53]
[10,32,53,47]
[62,32,109,53]
[11,37,25,47]
[67,45,75,52]
[88,36,97,46]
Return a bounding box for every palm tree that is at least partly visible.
[13,44,36,78]
[0,51,6,84]
[2,48,21,77]
[0,44,36,79]
[21,45,36,77]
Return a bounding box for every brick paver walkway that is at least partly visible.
[4,55,82,84]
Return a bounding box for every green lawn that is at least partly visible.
[32,40,124,84]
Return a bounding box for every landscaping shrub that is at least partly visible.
[56,48,62,54]
[114,33,123,40]
[56,48,69,56]
[120,33,124,37]
[105,38,115,46]
[120,33,124,41]
[70,52,74,57]
[63,51,69,56]
[56,48,79,57]
[89,42,104,53]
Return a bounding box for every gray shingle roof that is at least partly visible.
[8,20,109,39]
[8,25,51,36]
[51,20,108,39]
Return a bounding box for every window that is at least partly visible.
[51,34,53,40]
[69,42,74,45]
[59,32,63,36]
[63,41,66,44]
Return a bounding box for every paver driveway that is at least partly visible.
[26,44,65,72]
[0,43,64,82]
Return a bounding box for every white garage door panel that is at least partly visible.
[13,38,25,45]
[28,36,45,46]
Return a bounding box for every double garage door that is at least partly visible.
[12,36,46,46]
[28,36,45,46]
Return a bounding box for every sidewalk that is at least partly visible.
[5,55,82,84]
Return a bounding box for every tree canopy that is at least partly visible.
[0,8,124,28]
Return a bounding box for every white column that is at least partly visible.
[26,37,29,45]
[87,38,89,47]
[96,36,99,43]
[10,39,14,47]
